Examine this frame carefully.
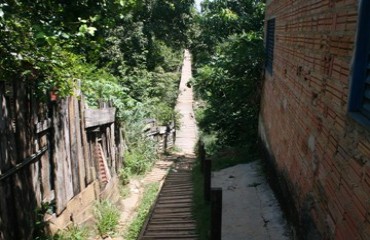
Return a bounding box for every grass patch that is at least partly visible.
[53,225,90,240]
[192,160,211,240]
[124,182,160,240]
[119,185,131,198]
[94,200,120,238]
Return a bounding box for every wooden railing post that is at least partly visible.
[204,158,211,202]
[198,141,206,173]
[211,188,222,240]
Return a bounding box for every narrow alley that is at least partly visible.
[139,50,293,240]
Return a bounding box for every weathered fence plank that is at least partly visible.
[53,100,73,214]
[13,81,37,240]
[74,97,86,190]
[63,99,74,203]
[35,118,51,134]
[79,97,92,185]
[1,82,124,237]
[69,97,80,194]
[39,133,54,202]
[0,83,18,240]
[85,108,116,128]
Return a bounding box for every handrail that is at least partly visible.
[0,146,48,182]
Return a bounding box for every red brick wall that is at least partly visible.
[259,0,370,239]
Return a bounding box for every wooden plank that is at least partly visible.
[106,126,113,175]
[85,108,116,128]
[40,134,53,202]
[63,98,74,202]
[13,81,37,239]
[0,146,47,182]
[79,96,92,184]
[0,86,10,172]
[53,99,72,214]
[31,154,42,206]
[35,118,51,134]
[0,83,17,239]
[109,124,117,174]
[75,97,86,190]
[101,126,108,170]
[53,101,66,214]
[69,97,80,195]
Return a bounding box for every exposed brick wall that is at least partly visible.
[259,0,370,239]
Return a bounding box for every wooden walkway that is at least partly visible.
[139,50,198,240]
[138,157,198,240]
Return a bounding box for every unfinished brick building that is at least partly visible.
[259,0,370,239]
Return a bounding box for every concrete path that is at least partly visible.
[174,50,293,240]
[175,50,198,155]
[212,162,294,240]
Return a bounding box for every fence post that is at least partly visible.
[204,158,211,202]
[211,188,222,240]
[198,141,206,173]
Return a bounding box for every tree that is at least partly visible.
[191,0,265,148]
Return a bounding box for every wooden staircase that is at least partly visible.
[139,157,198,240]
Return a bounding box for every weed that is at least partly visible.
[124,183,159,240]
[53,225,89,240]
[170,145,182,153]
[94,200,120,237]
[33,202,54,240]
[119,185,131,198]
[118,168,130,185]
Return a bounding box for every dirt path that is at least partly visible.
[115,157,174,239]
[175,50,198,156]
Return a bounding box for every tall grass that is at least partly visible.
[124,183,159,240]
[94,200,120,237]
[53,225,89,240]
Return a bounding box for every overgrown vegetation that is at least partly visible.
[2,1,196,238]
[94,200,120,237]
[190,0,265,156]
[1,0,195,195]
[124,183,160,240]
[192,159,211,240]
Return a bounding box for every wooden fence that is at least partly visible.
[0,81,123,239]
[145,119,176,153]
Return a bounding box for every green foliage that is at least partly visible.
[94,200,120,237]
[33,202,54,240]
[191,0,265,149]
[124,183,159,240]
[53,225,89,240]
[123,106,158,175]
[2,1,196,239]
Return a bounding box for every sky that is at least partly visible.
[195,0,202,12]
